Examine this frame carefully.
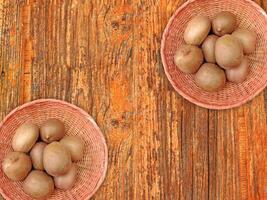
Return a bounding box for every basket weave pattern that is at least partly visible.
[0,99,108,200]
[161,0,267,109]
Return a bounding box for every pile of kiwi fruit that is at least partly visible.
[2,119,85,199]
[175,11,257,92]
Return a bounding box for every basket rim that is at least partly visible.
[0,99,108,200]
[160,0,267,110]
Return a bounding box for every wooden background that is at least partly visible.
[0,0,266,199]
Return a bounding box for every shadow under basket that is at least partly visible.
[161,0,267,109]
[0,99,108,200]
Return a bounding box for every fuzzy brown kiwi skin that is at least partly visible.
[54,164,77,190]
[232,29,257,54]
[30,142,47,170]
[40,119,65,143]
[12,123,39,153]
[23,170,54,199]
[215,34,244,70]
[202,35,219,63]
[226,57,249,83]
[60,136,85,162]
[184,15,211,45]
[43,142,72,177]
[174,44,204,74]
[195,63,226,92]
[2,152,32,181]
[212,11,237,36]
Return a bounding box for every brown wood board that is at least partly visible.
[0,0,266,199]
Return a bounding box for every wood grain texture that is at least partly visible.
[0,0,266,199]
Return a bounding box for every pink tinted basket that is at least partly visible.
[0,99,108,200]
[161,0,267,109]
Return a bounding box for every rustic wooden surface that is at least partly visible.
[0,0,266,199]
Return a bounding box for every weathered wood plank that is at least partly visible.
[0,0,266,200]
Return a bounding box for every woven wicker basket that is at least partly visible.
[161,0,267,109]
[0,99,108,200]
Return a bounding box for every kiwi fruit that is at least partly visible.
[232,29,257,54]
[12,123,39,153]
[226,57,249,83]
[40,119,65,143]
[174,44,204,74]
[184,16,211,45]
[215,34,244,69]
[60,136,85,162]
[43,142,72,176]
[202,35,219,63]
[54,164,77,190]
[212,11,237,36]
[2,152,32,181]
[23,170,54,199]
[30,142,47,170]
[195,63,226,92]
